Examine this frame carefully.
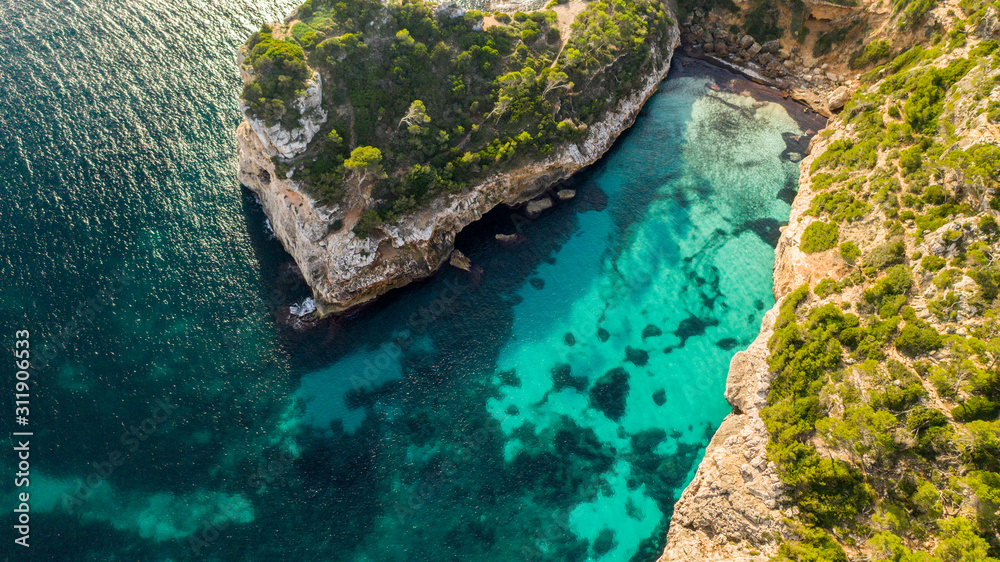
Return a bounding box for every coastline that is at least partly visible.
[659,52,830,562]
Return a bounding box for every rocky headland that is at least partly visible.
[237,0,679,315]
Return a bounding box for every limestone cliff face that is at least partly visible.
[663,3,1000,556]
[659,131,835,562]
[237,16,680,315]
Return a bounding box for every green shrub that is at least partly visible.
[863,264,912,314]
[907,406,948,433]
[922,184,947,205]
[808,189,871,223]
[874,360,927,411]
[812,137,879,172]
[921,255,946,271]
[840,241,861,264]
[970,39,999,58]
[801,221,839,254]
[812,172,849,191]
[241,32,311,125]
[815,279,841,298]
[896,0,937,29]
[902,58,973,134]
[850,40,892,69]
[895,323,943,356]
[773,527,848,562]
[953,396,1000,422]
[863,239,906,276]
[966,421,1000,471]
[813,24,853,58]
[745,0,783,42]
[353,209,381,239]
[933,268,963,290]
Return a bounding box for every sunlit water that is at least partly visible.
[0,1,821,559]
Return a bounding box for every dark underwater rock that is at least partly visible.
[673,316,718,348]
[625,346,649,366]
[641,324,662,339]
[552,363,588,392]
[597,327,610,342]
[498,369,520,387]
[740,218,783,247]
[715,337,738,350]
[564,332,576,346]
[592,529,616,557]
[590,367,629,421]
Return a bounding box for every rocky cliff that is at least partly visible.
[660,128,834,562]
[237,2,680,315]
[663,1,1000,559]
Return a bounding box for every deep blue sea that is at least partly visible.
[0,1,823,559]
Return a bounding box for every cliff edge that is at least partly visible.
[237,0,680,315]
[663,0,1000,559]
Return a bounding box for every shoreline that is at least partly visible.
[659,43,834,562]
[677,46,834,118]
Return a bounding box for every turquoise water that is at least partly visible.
[0,1,821,559]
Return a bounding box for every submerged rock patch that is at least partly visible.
[715,337,739,350]
[673,316,719,348]
[642,324,663,339]
[589,367,630,421]
[625,346,650,366]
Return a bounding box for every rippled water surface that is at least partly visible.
[0,1,821,559]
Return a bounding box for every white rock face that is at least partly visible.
[241,73,327,160]
[237,16,680,315]
[827,85,851,111]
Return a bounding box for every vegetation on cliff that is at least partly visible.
[240,0,674,236]
[756,22,1000,562]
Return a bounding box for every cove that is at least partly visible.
[275,58,824,560]
[0,0,822,554]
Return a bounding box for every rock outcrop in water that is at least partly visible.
[237,0,680,315]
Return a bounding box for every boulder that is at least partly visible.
[747,41,762,57]
[525,196,553,218]
[714,41,729,57]
[556,189,576,201]
[827,86,851,111]
[762,39,781,53]
[740,34,755,49]
[449,249,471,271]
[495,233,520,244]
